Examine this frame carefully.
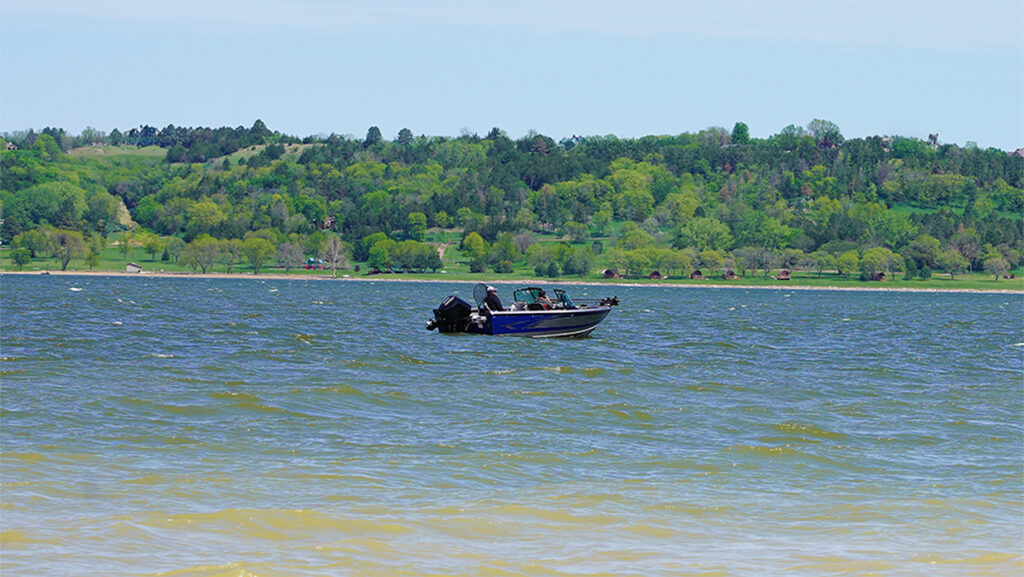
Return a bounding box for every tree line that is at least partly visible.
[2,119,1021,280]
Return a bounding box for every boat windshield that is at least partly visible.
[553,289,575,308]
[513,287,543,304]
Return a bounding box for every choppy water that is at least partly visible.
[1,275,1022,577]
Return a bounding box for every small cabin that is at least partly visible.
[648,270,664,280]
[126,262,142,274]
[690,269,703,280]
[722,270,738,280]
[870,272,887,281]
[602,269,620,279]
[776,269,791,281]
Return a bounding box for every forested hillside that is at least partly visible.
[2,120,1022,280]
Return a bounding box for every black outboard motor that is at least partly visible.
[426,295,473,333]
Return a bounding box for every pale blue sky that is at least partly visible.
[2,0,1021,150]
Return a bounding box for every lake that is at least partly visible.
[2,275,1022,576]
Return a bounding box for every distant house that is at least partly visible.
[722,270,738,280]
[690,270,703,280]
[776,269,791,280]
[1010,148,1024,158]
[602,269,620,279]
[870,272,887,281]
[648,270,664,280]
[5,141,16,151]
[126,262,142,273]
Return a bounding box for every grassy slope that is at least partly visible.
[66,143,314,166]
[67,145,167,160]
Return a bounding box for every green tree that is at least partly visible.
[142,233,165,261]
[731,122,750,145]
[48,229,86,271]
[860,247,902,278]
[407,212,427,241]
[396,127,414,146]
[16,181,88,228]
[185,199,226,240]
[949,228,982,271]
[83,248,100,270]
[364,126,383,148]
[13,229,51,257]
[358,232,389,262]
[624,249,652,278]
[368,238,395,271]
[984,256,1009,280]
[936,249,968,279]
[218,238,243,273]
[664,249,693,278]
[527,243,555,274]
[677,217,733,251]
[165,236,186,263]
[837,250,860,279]
[810,250,836,278]
[84,189,120,231]
[10,247,31,270]
[756,217,794,251]
[242,237,275,274]
[562,221,589,243]
[617,221,654,251]
[807,118,843,148]
[592,202,614,235]
[902,234,941,269]
[434,211,452,229]
[698,250,724,276]
[491,232,518,264]
[461,231,489,271]
[118,231,134,263]
[183,236,221,273]
[391,240,420,271]
[84,235,104,270]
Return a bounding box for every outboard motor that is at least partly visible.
[426,295,473,333]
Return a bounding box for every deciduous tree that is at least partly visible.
[242,237,275,274]
[320,235,348,277]
[11,248,31,270]
[48,229,86,271]
[183,236,220,273]
[276,242,304,273]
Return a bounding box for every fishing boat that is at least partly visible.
[426,284,619,338]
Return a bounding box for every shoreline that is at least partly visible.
[3,269,1022,295]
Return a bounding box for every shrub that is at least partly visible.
[494,260,514,273]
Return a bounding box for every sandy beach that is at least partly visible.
[3,268,1022,295]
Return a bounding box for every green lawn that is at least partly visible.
[3,244,1021,292]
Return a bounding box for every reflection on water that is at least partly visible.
[2,276,1022,576]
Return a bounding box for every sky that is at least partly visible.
[2,0,1022,150]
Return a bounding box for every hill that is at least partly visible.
[2,121,1021,285]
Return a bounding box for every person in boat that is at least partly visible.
[482,286,504,311]
[536,289,553,309]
